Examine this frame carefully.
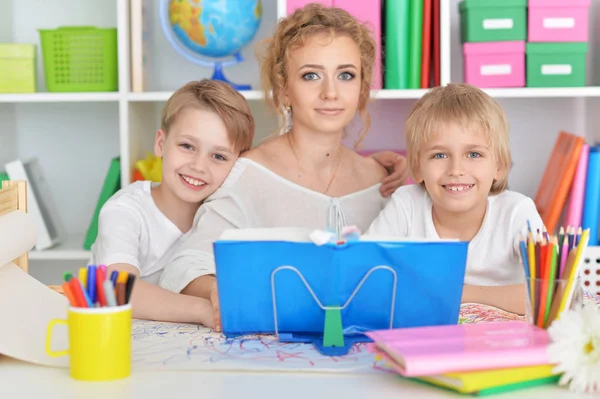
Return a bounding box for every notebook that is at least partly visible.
[366,321,551,376]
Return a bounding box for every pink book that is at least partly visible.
[333,0,382,89]
[287,0,332,15]
[566,143,589,227]
[366,321,551,376]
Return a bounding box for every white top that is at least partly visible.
[91,181,187,284]
[366,185,545,286]
[159,158,387,293]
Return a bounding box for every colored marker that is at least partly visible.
[96,266,107,307]
[125,274,136,304]
[87,265,97,305]
[103,280,118,307]
[110,270,119,286]
[61,282,77,307]
[79,267,88,290]
[68,277,87,308]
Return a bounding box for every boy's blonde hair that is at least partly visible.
[405,83,511,195]
[160,79,255,153]
[256,3,376,146]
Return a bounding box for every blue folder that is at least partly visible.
[214,231,469,355]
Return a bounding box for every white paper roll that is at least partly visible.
[0,210,36,269]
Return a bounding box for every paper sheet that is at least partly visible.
[0,210,69,368]
[131,319,384,373]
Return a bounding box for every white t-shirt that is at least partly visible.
[91,181,187,284]
[366,184,545,286]
[159,157,387,293]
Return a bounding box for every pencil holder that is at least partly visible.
[45,304,131,381]
[524,276,583,329]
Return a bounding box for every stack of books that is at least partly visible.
[367,321,560,395]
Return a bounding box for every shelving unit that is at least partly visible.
[1,0,599,275]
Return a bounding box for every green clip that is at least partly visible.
[323,305,344,348]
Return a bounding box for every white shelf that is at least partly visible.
[0,92,121,103]
[2,87,596,105]
[29,234,91,261]
[127,90,265,102]
[482,87,600,98]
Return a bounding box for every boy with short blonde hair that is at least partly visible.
[367,83,544,314]
[92,79,254,327]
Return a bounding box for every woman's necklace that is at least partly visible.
[287,133,343,195]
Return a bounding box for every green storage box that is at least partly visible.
[526,43,588,87]
[0,44,36,93]
[39,26,118,92]
[459,0,527,43]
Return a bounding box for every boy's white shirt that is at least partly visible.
[366,184,545,286]
[91,180,188,284]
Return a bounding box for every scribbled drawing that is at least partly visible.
[130,319,383,373]
[132,298,594,373]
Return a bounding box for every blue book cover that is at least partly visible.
[214,228,469,352]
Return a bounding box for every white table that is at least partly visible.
[0,356,592,399]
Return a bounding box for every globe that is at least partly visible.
[160,0,262,90]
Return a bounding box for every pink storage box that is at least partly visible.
[287,0,333,14]
[528,0,590,42]
[463,41,525,88]
[333,0,382,89]
[287,0,382,89]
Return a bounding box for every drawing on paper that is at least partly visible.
[131,319,387,373]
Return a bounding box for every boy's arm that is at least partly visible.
[462,284,526,315]
[107,263,214,326]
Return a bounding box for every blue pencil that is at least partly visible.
[519,235,531,281]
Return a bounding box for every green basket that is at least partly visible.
[0,44,36,93]
[39,26,118,92]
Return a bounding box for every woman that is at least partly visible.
[159,4,408,330]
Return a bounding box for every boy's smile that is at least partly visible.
[180,174,207,190]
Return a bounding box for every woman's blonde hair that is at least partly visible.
[256,3,376,146]
[405,83,512,194]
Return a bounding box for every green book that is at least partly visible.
[384,0,410,89]
[408,0,424,89]
[83,156,121,250]
[0,172,8,182]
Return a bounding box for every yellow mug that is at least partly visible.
[45,304,132,381]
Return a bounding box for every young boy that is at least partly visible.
[92,79,255,327]
[366,83,545,315]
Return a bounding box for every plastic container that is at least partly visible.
[528,0,590,42]
[39,26,118,92]
[526,42,588,87]
[0,44,36,93]
[463,41,525,88]
[459,0,527,43]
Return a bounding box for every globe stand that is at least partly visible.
[210,56,252,91]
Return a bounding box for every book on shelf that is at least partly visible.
[83,156,121,250]
[4,158,66,251]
